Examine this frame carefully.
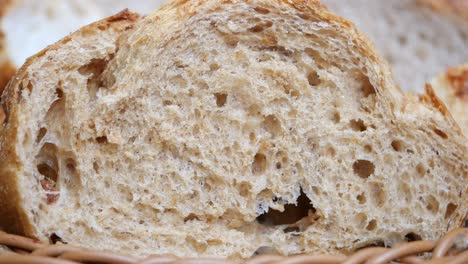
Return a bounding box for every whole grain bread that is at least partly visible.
[429,65,468,137]
[321,0,468,92]
[0,0,166,95]
[0,0,466,259]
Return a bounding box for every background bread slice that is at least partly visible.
[0,8,141,241]
[429,65,468,136]
[0,0,165,95]
[0,0,466,259]
[320,0,468,92]
[0,0,14,96]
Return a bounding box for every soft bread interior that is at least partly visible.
[2,0,165,67]
[8,0,467,259]
[321,0,468,92]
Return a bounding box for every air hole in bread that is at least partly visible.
[331,111,340,123]
[49,233,66,244]
[163,100,173,106]
[399,182,412,202]
[224,35,239,48]
[391,139,404,152]
[356,193,366,204]
[93,162,99,173]
[307,71,321,86]
[366,219,377,231]
[364,145,372,153]
[354,213,367,229]
[252,153,267,175]
[96,136,108,144]
[248,21,273,33]
[252,246,279,256]
[444,203,457,219]
[305,48,327,69]
[36,127,47,143]
[312,186,320,195]
[238,181,252,197]
[263,115,282,137]
[36,143,60,204]
[214,93,227,107]
[433,129,448,139]
[118,184,133,202]
[353,160,375,179]
[256,190,315,226]
[45,88,65,126]
[254,6,270,14]
[184,213,200,222]
[326,146,336,157]
[360,75,376,97]
[25,81,33,93]
[209,63,220,71]
[249,132,256,143]
[276,162,282,169]
[0,105,6,125]
[425,195,439,214]
[369,182,385,207]
[350,119,367,132]
[78,58,110,100]
[185,236,207,254]
[416,163,426,177]
[404,233,422,242]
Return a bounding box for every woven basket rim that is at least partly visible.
[0,228,467,264]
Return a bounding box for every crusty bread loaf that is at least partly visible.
[0,0,166,95]
[0,0,466,259]
[320,0,468,93]
[429,65,468,137]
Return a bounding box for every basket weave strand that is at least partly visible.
[0,228,466,264]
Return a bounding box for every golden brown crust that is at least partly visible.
[420,84,450,117]
[0,9,140,239]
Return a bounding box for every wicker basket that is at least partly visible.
[0,228,466,264]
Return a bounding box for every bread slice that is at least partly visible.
[429,65,468,137]
[0,0,466,259]
[0,0,166,95]
[320,0,468,93]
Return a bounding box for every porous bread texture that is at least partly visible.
[0,0,467,259]
[429,65,468,137]
[0,0,166,94]
[320,0,468,93]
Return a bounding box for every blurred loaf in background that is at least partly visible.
[321,0,468,93]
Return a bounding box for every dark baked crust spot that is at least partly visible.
[107,9,141,23]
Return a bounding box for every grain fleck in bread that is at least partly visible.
[0,0,467,259]
[429,65,468,137]
[321,0,468,92]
